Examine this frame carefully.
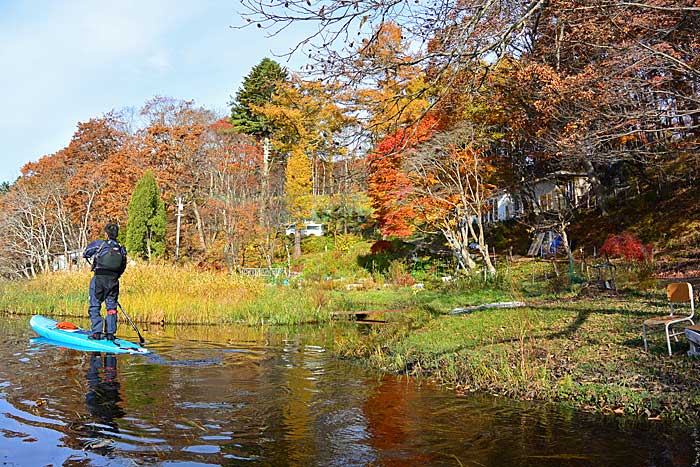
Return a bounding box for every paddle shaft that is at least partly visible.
[117,302,146,346]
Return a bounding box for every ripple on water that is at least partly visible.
[182,444,221,454]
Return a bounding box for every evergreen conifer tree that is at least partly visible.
[125,171,166,260]
[229,57,288,137]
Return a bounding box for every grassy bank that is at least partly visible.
[335,287,700,423]
[0,255,512,326]
[0,263,330,325]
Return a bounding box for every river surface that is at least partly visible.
[0,315,698,467]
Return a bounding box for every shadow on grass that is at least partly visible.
[419,303,450,318]
[537,301,666,345]
[618,335,690,356]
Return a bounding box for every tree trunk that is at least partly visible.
[192,199,207,253]
[457,245,476,271]
[559,225,575,273]
[479,244,496,274]
[583,159,606,214]
[265,232,275,269]
[466,215,496,275]
[444,228,476,272]
[293,228,302,259]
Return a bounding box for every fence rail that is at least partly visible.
[239,267,287,277]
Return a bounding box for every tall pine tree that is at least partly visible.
[229,57,288,138]
[125,171,166,260]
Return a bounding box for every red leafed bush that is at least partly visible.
[370,240,393,255]
[600,232,652,262]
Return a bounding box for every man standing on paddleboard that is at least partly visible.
[83,223,127,341]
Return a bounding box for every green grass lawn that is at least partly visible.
[335,288,700,423]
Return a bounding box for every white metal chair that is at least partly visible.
[686,325,700,357]
[643,282,695,356]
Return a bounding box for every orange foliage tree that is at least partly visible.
[366,114,440,237]
[404,122,498,273]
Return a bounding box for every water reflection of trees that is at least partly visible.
[363,377,435,466]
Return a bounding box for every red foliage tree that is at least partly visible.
[366,114,441,237]
[600,232,652,262]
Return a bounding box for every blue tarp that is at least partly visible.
[549,235,563,254]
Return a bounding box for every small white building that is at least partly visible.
[285,221,325,237]
[483,172,593,224]
[52,249,83,271]
[483,190,523,224]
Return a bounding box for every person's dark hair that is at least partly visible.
[105,223,119,240]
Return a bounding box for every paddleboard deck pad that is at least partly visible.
[30,315,149,354]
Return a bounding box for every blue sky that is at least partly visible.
[0,0,309,183]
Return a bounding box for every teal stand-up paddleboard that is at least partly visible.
[30,315,149,354]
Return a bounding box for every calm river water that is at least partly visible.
[0,315,697,466]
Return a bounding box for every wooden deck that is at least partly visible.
[329,308,409,323]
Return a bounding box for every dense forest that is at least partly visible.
[1,0,698,278]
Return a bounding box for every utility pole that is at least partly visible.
[262,137,272,267]
[175,196,183,262]
[261,137,270,217]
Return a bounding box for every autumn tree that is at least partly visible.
[125,171,166,260]
[199,121,267,269]
[255,76,350,192]
[253,75,351,257]
[285,148,314,257]
[405,122,498,273]
[366,114,441,237]
[0,178,56,276]
[491,2,700,209]
[240,0,548,132]
[228,59,290,263]
[61,115,128,250]
[135,97,219,258]
[242,1,699,203]
[351,22,433,138]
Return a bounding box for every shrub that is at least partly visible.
[387,260,415,287]
[334,234,365,253]
[370,240,393,255]
[600,232,652,262]
[301,236,333,254]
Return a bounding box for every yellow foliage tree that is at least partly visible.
[354,22,433,138]
[254,74,350,257]
[285,147,313,257]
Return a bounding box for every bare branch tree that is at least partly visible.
[239,0,548,134]
[404,122,497,274]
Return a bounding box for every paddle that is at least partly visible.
[117,302,146,347]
